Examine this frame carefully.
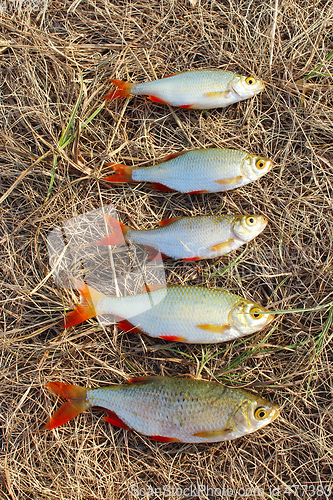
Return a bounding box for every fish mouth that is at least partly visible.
[264,310,275,326]
[271,405,281,422]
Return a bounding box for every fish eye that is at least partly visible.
[245,76,256,85]
[250,307,263,320]
[246,216,257,226]
[256,159,266,170]
[254,407,268,420]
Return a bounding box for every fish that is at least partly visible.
[63,280,273,343]
[43,376,280,443]
[104,69,265,109]
[97,213,268,261]
[103,148,273,193]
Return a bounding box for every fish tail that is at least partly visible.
[96,214,129,246]
[104,163,133,183]
[105,79,134,100]
[64,278,106,328]
[43,382,91,430]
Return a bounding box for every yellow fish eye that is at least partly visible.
[246,216,257,226]
[250,307,263,319]
[245,76,256,85]
[254,407,268,420]
[256,159,266,170]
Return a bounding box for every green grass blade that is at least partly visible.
[303,50,333,81]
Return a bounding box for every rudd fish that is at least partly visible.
[104,148,273,193]
[105,69,265,109]
[97,213,268,261]
[44,376,280,443]
[63,280,273,343]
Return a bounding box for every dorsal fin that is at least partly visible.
[158,216,182,227]
[163,151,184,162]
[126,376,158,385]
[141,283,166,293]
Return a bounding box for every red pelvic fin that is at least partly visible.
[96,214,128,246]
[43,382,89,430]
[103,410,129,429]
[147,95,169,104]
[149,435,180,442]
[64,279,105,328]
[118,319,143,334]
[179,104,193,109]
[188,190,206,194]
[145,246,162,260]
[104,163,133,183]
[159,335,186,342]
[150,182,174,192]
[182,256,200,262]
[105,79,134,100]
[158,216,182,227]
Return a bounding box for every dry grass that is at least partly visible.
[1,0,333,499]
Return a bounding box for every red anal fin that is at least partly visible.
[158,216,182,227]
[182,256,201,262]
[179,104,193,109]
[145,246,168,261]
[149,435,180,442]
[118,319,142,334]
[151,182,174,192]
[147,95,169,104]
[104,410,129,429]
[188,190,206,194]
[159,335,186,342]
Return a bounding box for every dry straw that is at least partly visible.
[1,0,333,498]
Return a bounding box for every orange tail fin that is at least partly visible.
[105,79,134,100]
[96,214,129,246]
[104,163,133,183]
[64,279,106,328]
[43,382,90,430]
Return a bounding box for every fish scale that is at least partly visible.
[131,70,238,108]
[106,69,266,110]
[131,149,264,192]
[94,285,272,343]
[49,377,278,443]
[88,379,238,442]
[44,378,280,442]
[125,214,266,260]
